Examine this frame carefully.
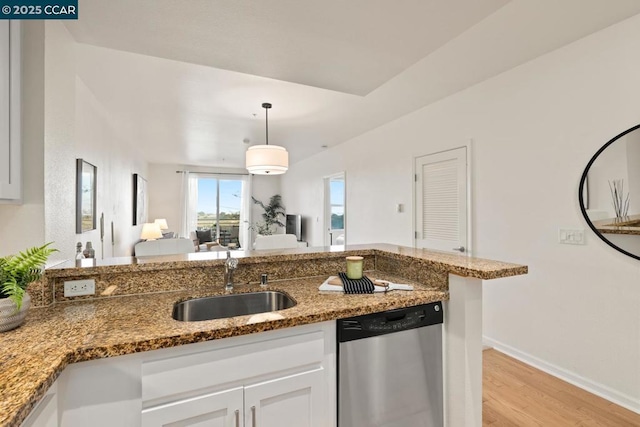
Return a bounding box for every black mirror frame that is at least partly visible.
[578,123,640,260]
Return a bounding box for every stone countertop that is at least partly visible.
[593,214,640,235]
[0,272,447,427]
[47,243,527,281]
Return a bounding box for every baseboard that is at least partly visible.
[483,336,640,415]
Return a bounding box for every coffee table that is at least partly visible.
[205,242,220,251]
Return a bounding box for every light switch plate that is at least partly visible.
[64,279,96,297]
[558,228,585,245]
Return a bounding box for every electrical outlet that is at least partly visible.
[558,228,585,245]
[64,279,95,297]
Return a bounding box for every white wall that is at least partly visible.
[44,22,147,261]
[0,22,46,257]
[250,173,282,238]
[282,14,640,410]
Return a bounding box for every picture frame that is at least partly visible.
[133,173,147,225]
[76,159,97,234]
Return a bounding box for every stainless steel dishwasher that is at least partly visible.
[337,302,443,427]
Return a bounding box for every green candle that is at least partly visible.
[346,256,364,280]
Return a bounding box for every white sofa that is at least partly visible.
[254,234,300,250]
[134,238,195,256]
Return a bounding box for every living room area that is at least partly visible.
[140,163,298,256]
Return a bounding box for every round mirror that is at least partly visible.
[579,124,640,259]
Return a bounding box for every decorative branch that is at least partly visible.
[609,179,630,218]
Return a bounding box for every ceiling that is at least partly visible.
[64,0,509,96]
[64,0,640,168]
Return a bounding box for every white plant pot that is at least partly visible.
[0,292,30,332]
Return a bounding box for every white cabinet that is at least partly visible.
[141,324,333,427]
[244,369,325,427]
[51,321,336,427]
[142,387,243,427]
[20,382,57,427]
[142,368,326,427]
[0,20,21,201]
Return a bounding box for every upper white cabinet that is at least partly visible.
[0,20,21,201]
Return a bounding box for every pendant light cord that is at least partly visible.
[265,107,269,145]
[262,102,272,146]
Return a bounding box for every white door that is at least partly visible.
[324,173,345,246]
[415,147,469,254]
[142,387,243,427]
[244,369,325,427]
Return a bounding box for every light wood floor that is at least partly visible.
[483,349,640,426]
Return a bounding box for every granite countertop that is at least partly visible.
[0,272,446,427]
[593,214,640,235]
[2,244,528,427]
[47,243,528,280]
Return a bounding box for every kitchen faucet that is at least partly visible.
[224,250,238,291]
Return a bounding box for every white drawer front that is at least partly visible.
[142,331,324,405]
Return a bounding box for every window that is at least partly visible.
[180,172,250,249]
[324,173,346,245]
[330,179,344,230]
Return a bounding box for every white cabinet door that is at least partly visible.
[0,19,21,201]
[20,393,57,427]
[0,20,11,193]
[142,387,243,427]
[244,369,325,427]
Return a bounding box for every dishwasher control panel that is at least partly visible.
[337,301,443,342]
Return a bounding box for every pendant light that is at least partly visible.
[246,103,289,175]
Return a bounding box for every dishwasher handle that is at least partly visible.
[385,313,407,323]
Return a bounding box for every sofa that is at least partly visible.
[253,234,300,250]
[134,238,195,256]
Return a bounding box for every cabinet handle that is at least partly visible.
[251,405,256,426]
[234,409,239,427]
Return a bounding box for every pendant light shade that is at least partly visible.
[246,103,289,175]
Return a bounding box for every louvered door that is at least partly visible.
[415,147,468,253]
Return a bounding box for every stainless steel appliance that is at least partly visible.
[285,214,303,241]
[337,302,443,427]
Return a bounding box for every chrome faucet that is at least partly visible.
[224,250,238,291]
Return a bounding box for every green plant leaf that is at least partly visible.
[1,242,57,309]
[250,194,286,231]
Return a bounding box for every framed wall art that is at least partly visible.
[133,173,147,226]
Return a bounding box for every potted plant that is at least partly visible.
[248,194,286,236]
[0,243,57,332]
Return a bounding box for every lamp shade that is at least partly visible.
[154,218,169,230]
[246,145,289,175]
[140,223,163,240]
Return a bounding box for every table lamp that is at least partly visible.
[140,223,163,241]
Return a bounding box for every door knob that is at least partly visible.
[452,246,466,253]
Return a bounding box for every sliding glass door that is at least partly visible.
[181,173,250,249]
[197,178,245,246]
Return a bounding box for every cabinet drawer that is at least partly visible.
[142,331,324,405]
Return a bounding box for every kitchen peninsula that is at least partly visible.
[0,244,526,427]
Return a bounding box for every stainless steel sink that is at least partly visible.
[172,291,297,322]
